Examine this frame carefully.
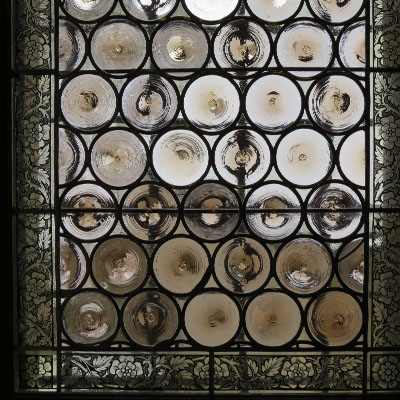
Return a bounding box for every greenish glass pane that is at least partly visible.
[369,352,400,390]
[15,0,53,70]
[214,353,363,392]
[15,74,53,209]
[18,352,57,391]
[371,213,400,347]
[373,72,400,208]
[373,0,400,68]
[61,352,209,391]
[17,213,54,347]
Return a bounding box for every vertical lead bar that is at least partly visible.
[365,0,371,394]
[54,0,61,392]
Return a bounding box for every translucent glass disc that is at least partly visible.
[63,0,114,22]
[61,74,116,131]
[308,75,365,133]
[339,20,365,76]
[246,0,302,23]
[59,129,86,185]
[91,130,147,187]
[91,19,147,73]
[276,20,333,78]
[307,291,362,346]
[60,237,87,290]
[246,74,302,132]
[184,0,239,22]
[276,129,332,186]
[215,129,271,187]
[152,130,209,186]
[246,184,301,240]
[123,291,179,346]
[92,238,148,295]
[246,292,301,346]
[339,130,365,186]
[184,183,240,241]
[307,183,362,239]
[185,292,240,347]
[214,237,270,294]
[154,237,209,294]
[338,238,364,294]
[183,75,240,132]
[63,291,118,344]
[122,0,177,21]
[61,183,116,240]
[122,74,178,132]
[276,238,332,294]
[152,20,208,77]
[122,184,178,241]
[214,19,271,77]
[59,20,85,72]
[308,0,364,23]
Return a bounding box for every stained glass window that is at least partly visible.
[11,0,400,396]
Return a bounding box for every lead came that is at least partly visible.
[57,0,367,366]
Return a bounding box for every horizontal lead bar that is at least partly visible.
[15,207,400,214]
[101,66,367,73]
[58,207,364,213]
[15,67,400,75]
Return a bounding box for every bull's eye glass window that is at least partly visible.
[11,0,400,396]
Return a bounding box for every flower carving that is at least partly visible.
[194,358,209,381]
[281,357,315,388]
[377,116,400,150]
[214,358,230,380]
[16,0,51,70]
[372,356,400,389]
[22,115,49,150]
[25,193,47,209]
[375,271,400,306]
[110,356,144,387]
[20,34,50,68]
[21,355,52,389]
[24,272,47,305]
[375,33,400,68]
